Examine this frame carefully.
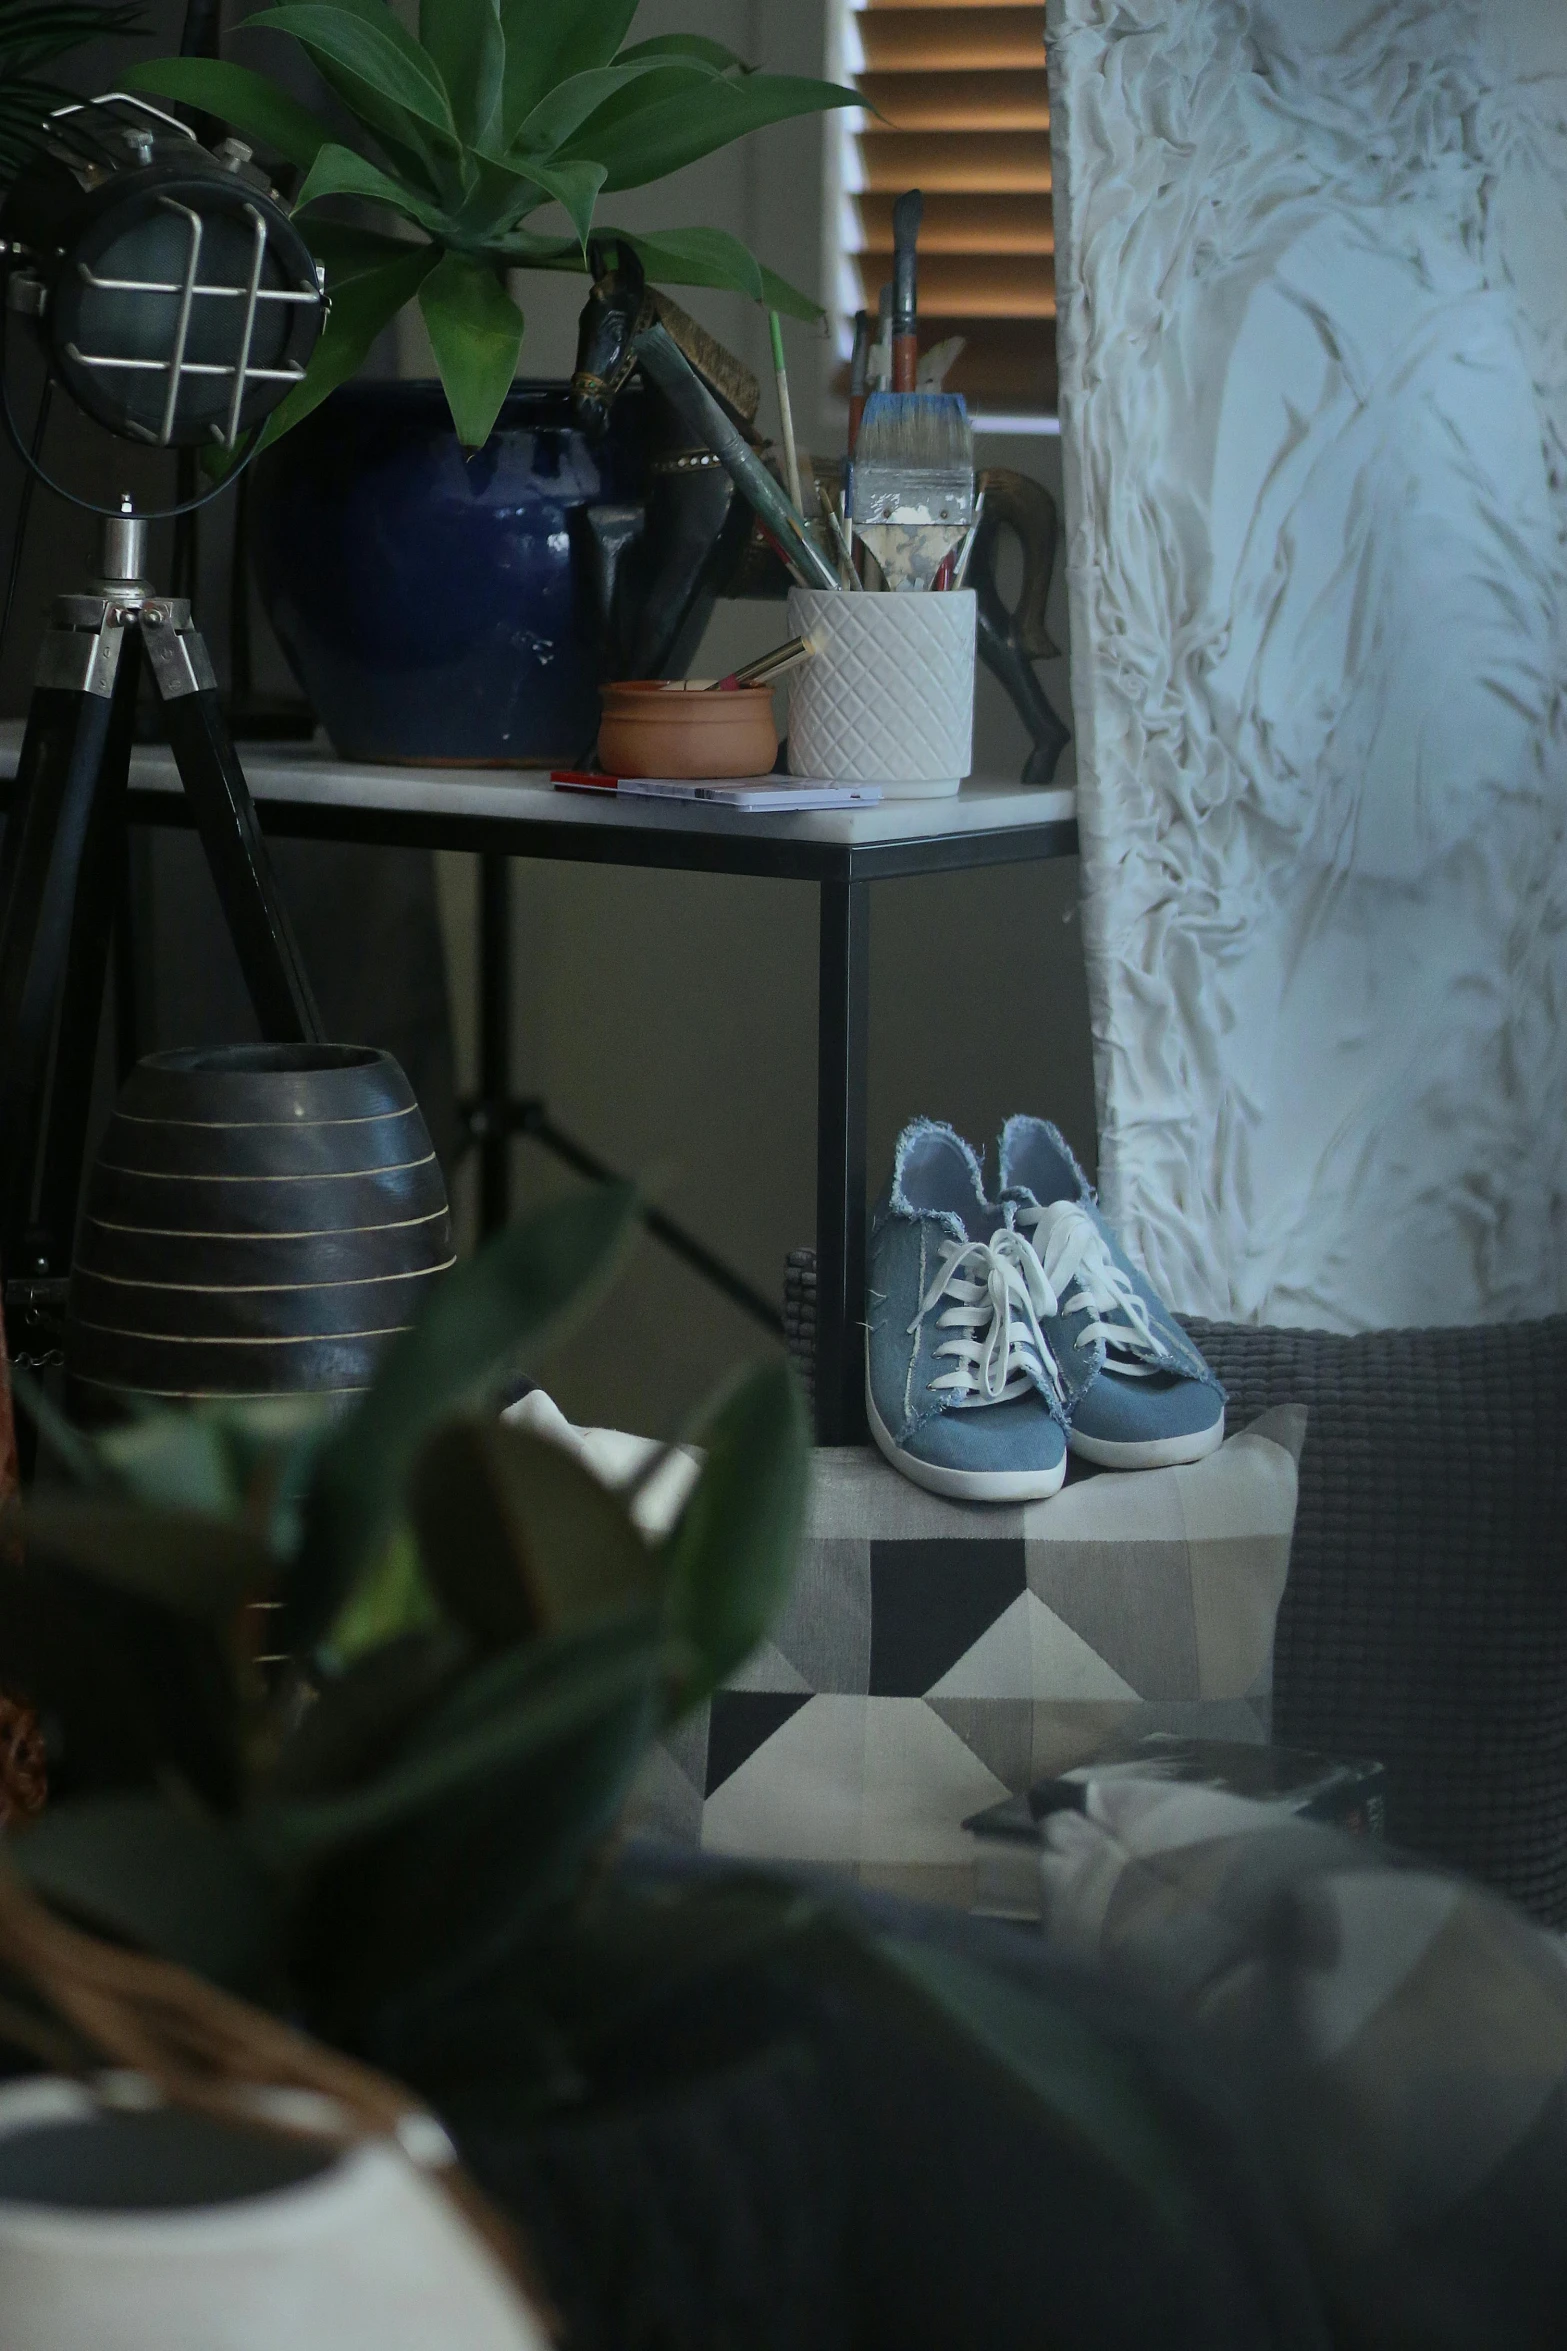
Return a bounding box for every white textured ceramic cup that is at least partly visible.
[786,587,975,798]
[0,2079,549,2351]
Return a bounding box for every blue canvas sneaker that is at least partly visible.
[865,1119,1068,1501]
[995,1116,1225,1469]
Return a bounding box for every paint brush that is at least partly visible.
[850,388,976,592]
[768,310,805,522]
[633,321,837,591]
[891,188,923,393]
[847,308,871,456]
[708,633,819,691]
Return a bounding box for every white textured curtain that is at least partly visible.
[1047,0,1567,1329]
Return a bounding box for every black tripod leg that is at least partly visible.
[143,610,322,1044]
[33,634,142,1278]
[0,656,126,1274]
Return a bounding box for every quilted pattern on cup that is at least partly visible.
[786,589,975,785]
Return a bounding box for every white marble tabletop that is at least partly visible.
[0,721,1075,854]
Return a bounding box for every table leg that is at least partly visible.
[815,877,870,1444]
[478,852,512,1235]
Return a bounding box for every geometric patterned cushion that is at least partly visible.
[629,1407,1305,1910]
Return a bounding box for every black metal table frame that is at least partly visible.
[7,774,1077,1441]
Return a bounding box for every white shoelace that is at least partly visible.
[1010,1200,1167,1380]
[910,1230,1064,1407]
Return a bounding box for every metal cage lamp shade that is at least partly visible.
[0,93,323,456]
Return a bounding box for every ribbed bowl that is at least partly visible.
[66,1045,455,1413]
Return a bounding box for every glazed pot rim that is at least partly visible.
[139,1046,392,1078]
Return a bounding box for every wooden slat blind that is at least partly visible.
[841,0,1054,412]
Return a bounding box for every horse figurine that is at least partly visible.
[570,246,1071,786]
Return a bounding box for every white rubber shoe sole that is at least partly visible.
[1067,1409,1226,1471]
[866,1377,1068,1502]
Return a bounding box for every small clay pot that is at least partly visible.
[597,680,778,779]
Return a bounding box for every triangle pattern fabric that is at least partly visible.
[927,1590,1139,1702]
[705,1690,813,1795]
[868,1538,1027,1695]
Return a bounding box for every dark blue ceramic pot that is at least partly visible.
[250,379,649,765]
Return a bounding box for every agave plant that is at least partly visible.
[0,1,144,188]
[122,2,857,449]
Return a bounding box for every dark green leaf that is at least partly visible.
[21,1498,272,1622]
[563,69,861,194]
[287,1186,637,1646]
[660,1358,809,1714]
[259,239,437,448]
[409,1417,658,1651]
[455,147,605,248]
[249,2,456,140]
[418,249,525,447]
[287,1644,659,2023]
[615,35,752,72]
[507,58,709,161]
[0,2,142,71]
[419,0,503,148]
[498,0,639,136]
[264,1629,469,1800]
[301,218,423,282]
[252,1612,674,1860]
[290,136,450,234]
[120,57,333,172]
[14,1797,281,1995]
[615,224,766,303]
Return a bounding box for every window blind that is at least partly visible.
[839,0,1053,414]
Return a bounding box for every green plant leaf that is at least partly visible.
[419,249,524,447]
[498,0,639,136]
[298,217,421,284]
[420,0,503,148]
[249,2,456,140]
[508,58,710,161]
[455,148,605,249]
[409,1417,658,1652]
[259,238,437,448]
[264,1629,469,1800]
[613,227,820,321]
[615,34,752,72]
[660,1359,809,1714]
[287,1186,637,1648]
[14,1797,281,1996]
[20,1498,273,1622]
[290,135,450,234]
[252,1612,673,1861]
[563,69,860,194]
[120,57,333,172]
[323,1520,441,1663]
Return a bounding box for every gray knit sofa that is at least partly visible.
[1185,1317,1567,1927]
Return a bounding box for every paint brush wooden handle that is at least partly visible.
[891,188,923,395]
[633,321,838,591]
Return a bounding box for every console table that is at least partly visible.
[0,728,1078,1441]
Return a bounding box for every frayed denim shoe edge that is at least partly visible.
[995,1112,1093,1205]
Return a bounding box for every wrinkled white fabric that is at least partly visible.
[1047,0,1567,1326]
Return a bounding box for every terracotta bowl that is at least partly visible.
[597,680,778,779]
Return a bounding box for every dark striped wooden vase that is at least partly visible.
[66,1045,455,1413]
